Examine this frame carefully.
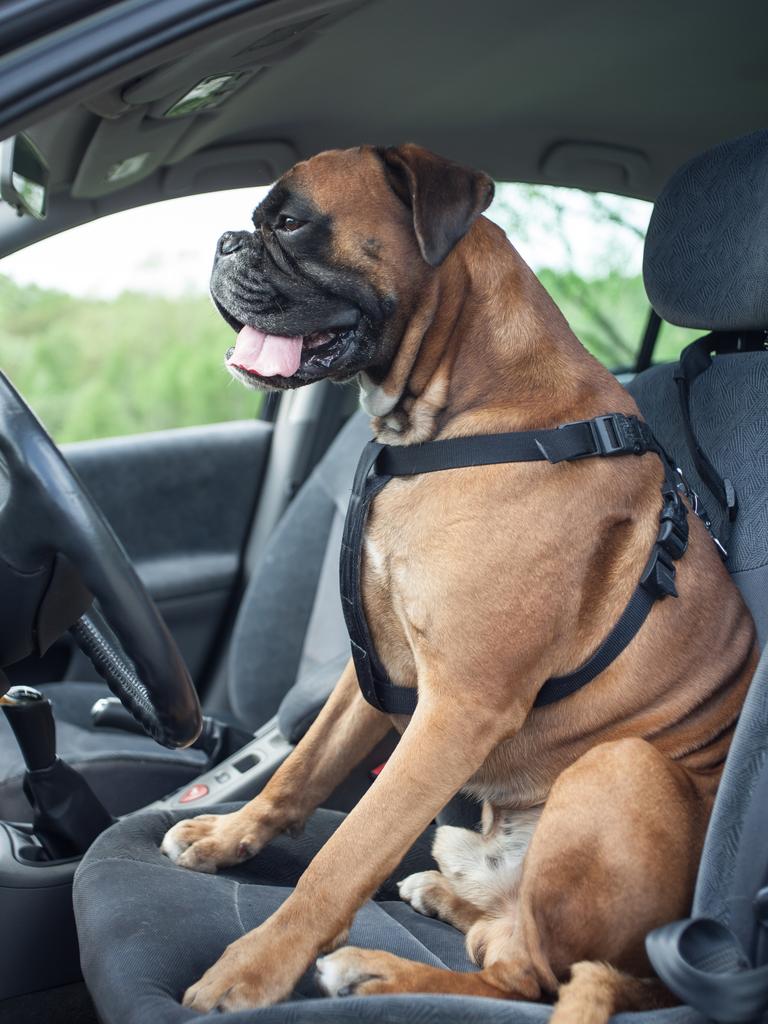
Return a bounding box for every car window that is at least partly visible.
[0,188,269,443]
[487,184,700,370]
[0,182,696,444]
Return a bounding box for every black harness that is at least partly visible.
[340,412,690,716]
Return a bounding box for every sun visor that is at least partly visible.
[71,108,189,198]
[72,0,366,199]
[120,2,364,109]
[643,128,768,331]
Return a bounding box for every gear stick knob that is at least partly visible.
[1,686,56,771]
[1,685,113,859]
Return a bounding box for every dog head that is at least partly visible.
[210,144,494,390]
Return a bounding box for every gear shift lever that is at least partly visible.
[1,686,113,859]
[1,685,57,770]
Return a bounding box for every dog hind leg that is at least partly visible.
[316,947,543,1000]
[321,737,707,1016]
[397,870,486,932]
[550,962,675,1024]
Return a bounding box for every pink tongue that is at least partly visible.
[228,325,303,377]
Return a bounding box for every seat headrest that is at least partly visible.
[643,128,768,332]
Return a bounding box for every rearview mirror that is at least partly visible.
[0,134,49,219]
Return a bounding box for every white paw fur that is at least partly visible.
[315,951,367,997]
[397,870,444,915]
[160,825,186,863]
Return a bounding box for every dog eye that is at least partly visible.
[275,215,306,233]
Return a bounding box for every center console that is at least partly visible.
[145,714,293,811]
[0,684,293,1002]
[0,822,82,999]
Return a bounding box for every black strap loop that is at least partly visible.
[673,331,766,537]
[340,414,687,718]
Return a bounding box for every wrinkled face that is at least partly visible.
[210,145,494,390]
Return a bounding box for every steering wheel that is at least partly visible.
[0,372,202,749]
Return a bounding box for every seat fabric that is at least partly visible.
[73,804,699,1024]
[692,635,768,953]
[628,351,768,645]
[0,682,206,819]
[230,411,371,735]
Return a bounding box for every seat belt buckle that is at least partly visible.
[91,696,146,735]
[675,467,729,560]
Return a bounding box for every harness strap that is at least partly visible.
[537,471,685,706]
[340,440,417,714]
[340,413,688,717]
[377,413,657,474]
[673,331,766,540]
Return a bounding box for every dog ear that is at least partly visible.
[376,144,495,267]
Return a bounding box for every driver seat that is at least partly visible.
[72,131,768,1023]
[0,412,371,820]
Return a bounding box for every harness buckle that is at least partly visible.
[640,546,679,599]
[657,518,688,560]
[587,414,650,458]
[657,484,689,560]
[540,414,652,463]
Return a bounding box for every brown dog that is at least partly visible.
[161,145,757,1019]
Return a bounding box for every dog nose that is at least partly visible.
[218,231,245,256]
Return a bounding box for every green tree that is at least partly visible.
[0,275,261,442]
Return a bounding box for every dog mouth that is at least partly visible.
[224,322,359,383]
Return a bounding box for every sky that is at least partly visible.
[0,184,651,299]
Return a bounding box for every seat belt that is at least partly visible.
[647,756,768,1023]
[340,413,689,716]
[646,909,768,1023]
[673,330,766,545]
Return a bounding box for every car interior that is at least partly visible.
[0,2,767,1023]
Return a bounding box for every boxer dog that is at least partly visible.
[161,145,757,1020]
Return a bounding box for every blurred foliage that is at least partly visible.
[538,268,699,369]
[0,275,261,442]
[492,184,700,368]
[0,184,700,443]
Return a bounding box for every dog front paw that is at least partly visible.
[183,942,279,1010]
[183,923,308,1010]
[161,810,267,873]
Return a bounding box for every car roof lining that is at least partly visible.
[3,0,768,255]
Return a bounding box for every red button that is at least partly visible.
[179,783,209,804]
